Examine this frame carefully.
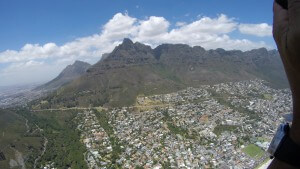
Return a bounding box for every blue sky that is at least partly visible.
[0,0,276,86]
[0,0,274,51]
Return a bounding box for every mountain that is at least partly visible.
[38,38,288,108]
[35,60,91,91]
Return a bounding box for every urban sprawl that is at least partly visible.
[45,79,292,169]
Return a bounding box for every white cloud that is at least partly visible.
[138,16,169,37]
[101,13,138,41]
[131,14,269,50]
[0,13,273,86]
[238,23,272,37]
[134,16,170,45]
[177,14,237,35]
[175,22,186,27]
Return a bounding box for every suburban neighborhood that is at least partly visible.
[65,79,292,169]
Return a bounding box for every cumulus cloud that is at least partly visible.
[131,14,269,51]
[179,14,237,35]
[238,23,272,37]
[0,13,273,86]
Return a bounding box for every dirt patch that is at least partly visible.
[9,148,25,169]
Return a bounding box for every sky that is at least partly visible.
[0,0,276,86]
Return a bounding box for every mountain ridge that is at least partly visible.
[35,60,91,91]
[36,39,288,108]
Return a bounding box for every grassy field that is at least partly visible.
[242,144,264,159]
[213,125,239,136]
[263,94,273,100]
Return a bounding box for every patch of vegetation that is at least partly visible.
[257,137,269,142]
[167,122,189,138]
[161,161,172,169]
[246,91,262,98]
[209,90,261,120]
[17,108,88,169]
[94,109,124,167]
[34,63,189,109]
[213,125,239,136]
[135,165,144,169]
[161,109,196,139]
[242,144,264,159]
[0,108,43,169]
[262,94,273,100]
[161,109,171,122]
[153,64,182,83]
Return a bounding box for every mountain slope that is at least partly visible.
[39,39,288,108]
[35,61,91,91]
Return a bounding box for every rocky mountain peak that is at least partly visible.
[101,38,155,65]
[122,38,134,44]
[118,38,134,50]
[35,60,91,91]
[73,60,89,66]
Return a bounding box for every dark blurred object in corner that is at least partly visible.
[276,0,288,9]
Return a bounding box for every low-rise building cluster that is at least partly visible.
[77,79,292,169]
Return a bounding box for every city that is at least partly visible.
[54,79,292,169]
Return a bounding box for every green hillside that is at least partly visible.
[32,39,288,109]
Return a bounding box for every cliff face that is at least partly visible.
[43,39,288,108]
